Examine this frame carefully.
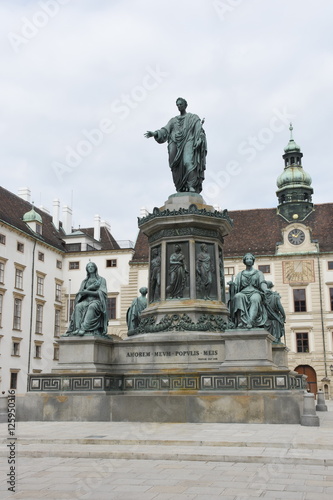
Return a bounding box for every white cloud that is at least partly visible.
[0,0,332,241]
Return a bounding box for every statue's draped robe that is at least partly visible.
[150,255,161,301]
[196,251,212,288]
[68,276,108,335]
[127,296,147,331]
[167,252,187,298]
[265,290,285,341]
[232,269,268,328]
[155,113,207,193]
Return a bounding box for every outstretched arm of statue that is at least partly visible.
[144,131,157,138]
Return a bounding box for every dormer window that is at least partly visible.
[23,206,43,235]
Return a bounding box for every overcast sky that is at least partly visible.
[1,0,332,243]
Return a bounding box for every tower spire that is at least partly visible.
[276,126,314,222]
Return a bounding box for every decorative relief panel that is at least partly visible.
[195,242,217,300]
[166,242,190,299]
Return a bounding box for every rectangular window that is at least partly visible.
[35,344,42,358]
[38,251,44,261]
[13,298,22,330]
[68,298,75,321]
[224,267,235,276]
[55,283,62,302]
[66,243,81,252]
[330,288,333,312]
[56,260,62,269]
[37,276,44,296]
[328,261,333,270]
[107,297,116,319]
[0,261,4,284]
[35,304,43,334]
[0,233,5,245]
[258,265,271,273]
[106,259,117,268]
[296,332,309,353]
[15,268,23,289]
[12,342,20,356]
[17,242,24,252]
[10,372,18,390]
[36,224,42,234]
[69,261,80,270]
[0,293,3,327]
[293,289,306,312]
[54,309,61,337]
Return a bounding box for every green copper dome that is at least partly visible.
[276,166,312,189]
[23,206,42,223]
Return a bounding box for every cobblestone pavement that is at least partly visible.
[0,401,332,500]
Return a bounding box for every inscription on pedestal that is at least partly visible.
[115,345,223,365]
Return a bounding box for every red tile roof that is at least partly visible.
[132,203,333,261]
[0,185,65,251]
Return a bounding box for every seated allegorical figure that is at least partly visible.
[264,281,286,343]
[126,287,148,334]
[228,253,268,329]
[64,262,108,337]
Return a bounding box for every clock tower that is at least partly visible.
[276,124,314,222]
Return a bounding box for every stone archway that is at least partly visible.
[295,365,317,394]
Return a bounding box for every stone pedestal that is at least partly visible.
[136,193,233,333]
[53,336,114,373]
[301,392,320,426]
[24,329,309,424]
[221,330,274,369]
[316,390,328,411]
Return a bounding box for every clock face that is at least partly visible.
[288,229,305,245]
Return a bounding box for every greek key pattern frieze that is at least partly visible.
[28,375,123,392]
[28,373,303,393]
[123,375,199,391]
[200,374,292,391]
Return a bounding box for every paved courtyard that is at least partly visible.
[1,401,332,499]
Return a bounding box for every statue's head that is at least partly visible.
[86,261,97,274]
[176,97,188,109]
[243,253,255,265]
[174,244,182,252]
[200,243,207,252]
[139,287,148,296]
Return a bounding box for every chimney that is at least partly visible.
[62,205,72,234]
[94,214,101,241]
[18,187,31,202]
[52,199,60,229]
[100,220,111,233]
[140,206,149,217]
[39,205,50,214]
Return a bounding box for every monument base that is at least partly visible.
[17,390,304,424]
[19,329,310,424]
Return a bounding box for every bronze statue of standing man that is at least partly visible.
[145,98,207,193]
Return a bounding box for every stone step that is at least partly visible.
[1,442,332,466]
[1,436,333,450]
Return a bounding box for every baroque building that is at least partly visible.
[0,186,134,394]
[125,127,333,398]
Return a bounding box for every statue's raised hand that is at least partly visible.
[144,131,156,139]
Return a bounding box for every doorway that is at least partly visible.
[295,365,317,394]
